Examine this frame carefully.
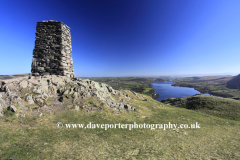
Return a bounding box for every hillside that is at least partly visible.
[162,94,240,121]
[172,75,240,98]
[0,75,240,159]
[89,77,165,98]
[226,74,240,89]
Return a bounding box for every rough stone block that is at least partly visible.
[31,20,75,78]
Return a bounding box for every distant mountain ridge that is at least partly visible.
[0,73,30,80]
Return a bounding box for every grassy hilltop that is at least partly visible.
[0,76,240,159]
[1,91,240,159]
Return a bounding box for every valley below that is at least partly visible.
[172,75,240,98]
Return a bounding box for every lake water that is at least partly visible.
[152,81,213,101]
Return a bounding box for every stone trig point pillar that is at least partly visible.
[31,20,75,78]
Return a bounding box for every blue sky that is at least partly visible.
[0,0,240,77]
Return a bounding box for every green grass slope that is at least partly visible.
[1,93,240,159]
[162,94,240,121]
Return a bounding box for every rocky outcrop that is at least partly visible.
[0,75,136,117]
[7,105,17,112]
[0,104,3,117]
[106,99,136,111]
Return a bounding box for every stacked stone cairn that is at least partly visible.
[31,20,75,78]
